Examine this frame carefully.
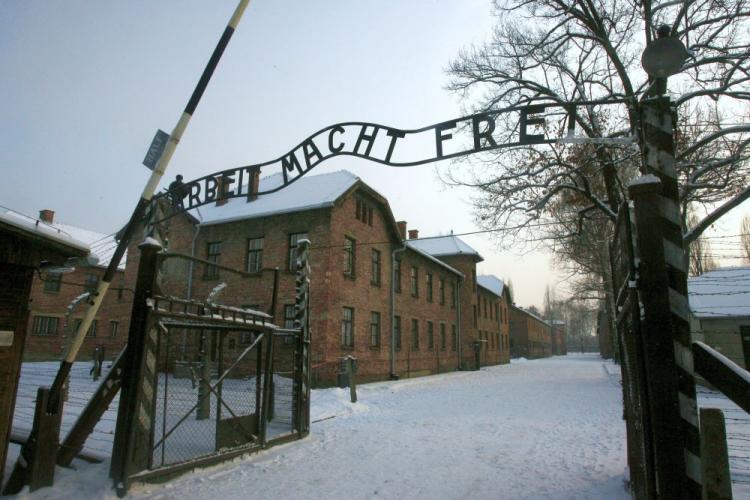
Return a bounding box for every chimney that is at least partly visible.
[247,167,261,202]
[408,229,419,240]
[39,209,55,223]
[396,221,407,240]
[215,176,228,207]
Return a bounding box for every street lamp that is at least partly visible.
[641,24,690,79]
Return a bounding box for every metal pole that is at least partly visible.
[46,0,252,413]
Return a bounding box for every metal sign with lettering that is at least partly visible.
[159,99,630,213]
[143,130,170,171]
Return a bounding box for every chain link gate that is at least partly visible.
[110,239,311,493]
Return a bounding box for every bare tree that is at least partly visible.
[687,212,718,275]
[742,214,750,264]
[444,0,750,253]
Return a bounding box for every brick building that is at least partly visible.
[550,320,567,355]
[476,275,512,366]
[509,305,552,359]
[17,210,130,361]
[17,170,512,382]
[123,169,510,383]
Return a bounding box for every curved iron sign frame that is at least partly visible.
[159,99,630,214]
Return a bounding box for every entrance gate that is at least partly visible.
[109,239,311,492]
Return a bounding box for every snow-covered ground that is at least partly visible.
[7,353,635,499]
[8,354,750,499]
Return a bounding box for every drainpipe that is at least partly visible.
[457,277,463,371]
[390,245,406,378]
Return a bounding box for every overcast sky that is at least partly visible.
[2,1,747,309]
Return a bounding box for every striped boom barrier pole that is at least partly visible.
[639,95,702,497]
[46,0,252,412]
[3,1,252,494]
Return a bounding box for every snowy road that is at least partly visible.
[9,353,629,499]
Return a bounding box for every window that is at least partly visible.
[427,321,434,349]
[484,298,489,318]
[284,304,296,329]
[439,278,445,305]
[496,304,501,325]
[411,319,419,350]
[117,279,125,301]
[410,266,418,297]
[205,241,222,279]
[355,198,373,226]
[370,311,381,347]
[426,273,433,302]
[344,237,356,276]
[32,316,58,336]
[451,282,456,309]
[110,320,119,338]
[473,305,478,327]
[371,249,381,285]
[342,307,354,347]
[452,325,457,351]
[75,318,98,338]
[284,304,296,344]
[247,237,263,273]
[472,270,477,293]
[288,232,309,271]
[440,323,447,350]
[394,315,402,350]
[44,272,61,293]
[84,273,99,293]
[394,258,402,293]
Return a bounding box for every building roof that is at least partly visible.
[196,170,360,226]
[405,244,464,278]
[406,235,483,262]
[0,210,90,256]
[477,275,504,297]
[689,265,750,318]
[0,209,123,270]
[511,304,552,327]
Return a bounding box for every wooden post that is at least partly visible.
[259,332,274,446]
[347,356,357,403]
[109,239,161,495]
[700,408,733,500]
[57,347,126,466]
[638,95,702,496]
[2,388,63,494]
[629,177,686,498]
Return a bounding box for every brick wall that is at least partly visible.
[24,265,131,361]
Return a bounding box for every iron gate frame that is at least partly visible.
[110,242,311,492]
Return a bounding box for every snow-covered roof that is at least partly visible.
[0,209,124,270]
[196,170,360,226]
[405,244,464,278]
[512,304,552,327]
[689,266,750,318]
[406,235,483,262]
[0,210,89,254]
[477,275,504,297]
